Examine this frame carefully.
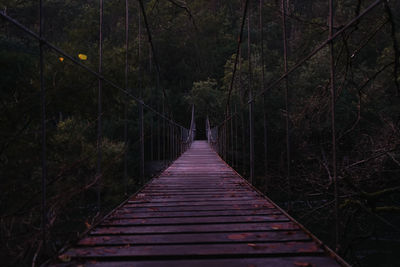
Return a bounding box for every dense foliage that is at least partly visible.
[1,0,399,266]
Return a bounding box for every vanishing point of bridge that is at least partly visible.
[52,141,346,266]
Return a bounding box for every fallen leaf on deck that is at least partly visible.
[256,233,268,238]
[247,243,270,250]
[298,245,319,252]
[228,233,249,240]
[58,254,71,262]
[294,262,314,267]
[102,248,116,254]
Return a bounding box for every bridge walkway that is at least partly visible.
[53,141,343,266]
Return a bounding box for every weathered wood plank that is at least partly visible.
[90,222,300,235]
[111,209,282,218]
[64,241,324,258]
[117,204,277,212]
[100,215,290,226]
[79,231,310,246]
[52,257,340,267]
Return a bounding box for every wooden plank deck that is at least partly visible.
[52,141,344,266]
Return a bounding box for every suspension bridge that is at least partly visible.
[1,0,398,266]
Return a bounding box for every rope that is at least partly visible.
[137,0,172,115]
[225,0,249,116]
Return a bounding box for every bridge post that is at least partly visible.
[178,126,181,156]
[174,124,177,159]
[230,111,234,166]
[240,111,246,176]
[172,123,175,160]
[223,123,227,160]
[219,125,221,156]
[139,102,145,184]
[163,102,166,166]
[150,114,154,161]
[169,121,172,160]
[177,126,180,157]
[180,126,184,153]
[158,114,161,160]
[234,105,238,169]
[227,117,231,164]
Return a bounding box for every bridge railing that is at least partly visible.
[0,2,192,266]
[208,0,399,263]
[206,116,218,150]
[184,105,196,150]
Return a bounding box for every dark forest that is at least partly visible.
[1,0,399,266]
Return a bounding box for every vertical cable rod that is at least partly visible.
[96,0,104,210]
[329,0,339,251]
[248,0,255,184]
[281,0,291,210]
[138,3,145,184]
[260,0,268,186]
[39,0,47,250]
[124,0,129,195]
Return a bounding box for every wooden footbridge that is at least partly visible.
[52,141,346,266]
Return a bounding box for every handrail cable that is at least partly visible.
[225,0,249,116]
[212,0,383,127]
[249,0,384,104]
[137,0,171,115]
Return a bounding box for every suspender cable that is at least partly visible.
[137,0,171,114]
[124,0,129,196]
[39,0,47,250]
[260,0,268,186]
[281,0,291,210]
[138,3,145,184]
[96,0,104,211]
[329,0,339,251]
[248,1,254,185]
[225,0,249,115]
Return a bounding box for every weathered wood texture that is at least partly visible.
[52,141,342,266]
